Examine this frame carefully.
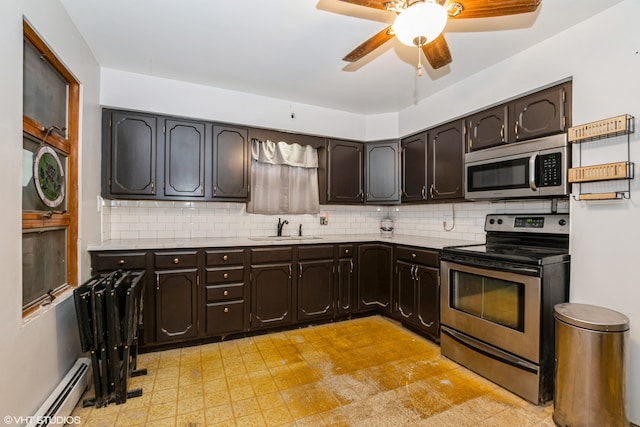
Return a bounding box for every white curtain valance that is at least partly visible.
[251,139,318,168]
[247,139,320,215]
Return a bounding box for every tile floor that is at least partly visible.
[71,316,555,426]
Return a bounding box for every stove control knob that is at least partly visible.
[497,219,503,225]
[559,219,567,226]
[489,219,495,224]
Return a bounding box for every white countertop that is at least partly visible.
[87,234,475,251]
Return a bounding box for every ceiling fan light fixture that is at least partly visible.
[392,1,448,47]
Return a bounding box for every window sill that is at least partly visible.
[22,285,74,326]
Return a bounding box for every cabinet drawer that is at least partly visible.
[297,245,334,261]
[395,246,439,267]
[251,247,293,264]
[206,283,244,302]
[154,251,198,269]
[205,300,245,335]
[205,266,244,284]
[206,249,245,266]
[339,244,354,258]
[92,251,147,271]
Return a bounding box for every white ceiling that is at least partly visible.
[60,0,622,115]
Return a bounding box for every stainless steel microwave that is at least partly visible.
[464,133,569,200]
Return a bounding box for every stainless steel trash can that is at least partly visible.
[553,303,629,427]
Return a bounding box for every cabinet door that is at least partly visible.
[401,133,427,203]
[155,269,198,342]
[164,119,205,197]
[357,244,393,314]
[327,139,364,203]
[250,263,293,329]
[467,104,508,152]
[297,259,334,321]
[337,258,355,315]
[108,111,157,196]
[213,126,250,200]
[429,120,464,201]
[395,261,416,324]
[512,83,570,142]
[365,140,400,204]
[415,266,440,342]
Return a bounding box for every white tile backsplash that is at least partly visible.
[100,199,569,242]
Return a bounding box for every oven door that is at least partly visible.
[440,259,541,363]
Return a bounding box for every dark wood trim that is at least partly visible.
[23,115,71,153]
[23,21,78,84]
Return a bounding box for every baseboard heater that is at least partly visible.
[27,358,91,427]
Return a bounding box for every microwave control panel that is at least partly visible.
[538,152,562,187]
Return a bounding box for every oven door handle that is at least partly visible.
[441,325,539,374]
[441,256,541,276]
[529,153,538,191]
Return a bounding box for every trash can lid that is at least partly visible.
[554,303,630,332]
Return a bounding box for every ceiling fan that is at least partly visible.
[341,0,541,71]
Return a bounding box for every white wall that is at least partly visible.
[101,68,375,141]
[0,0,101,421]
[398,1,640,422]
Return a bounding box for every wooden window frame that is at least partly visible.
[22,21,79,315]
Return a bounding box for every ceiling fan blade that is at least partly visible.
[450,0,541,19]
[422,34,452,69]
[337,0,391,11]
[343,25,395,62]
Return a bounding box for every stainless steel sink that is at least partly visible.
[248,236,323,241]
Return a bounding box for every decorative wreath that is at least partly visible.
[33,145,65,208]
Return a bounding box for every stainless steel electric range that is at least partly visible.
[440,213,570,404]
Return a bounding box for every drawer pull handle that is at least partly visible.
[412,253,417,259]
[223,307,229,313]
[173,258,180,264]
[223,290,229,296]
[345,249,350,254]
[118,259,125,266]
[223,255,228,261]
[223,273,229,279]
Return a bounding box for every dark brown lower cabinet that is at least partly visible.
[298,259,334,322]
[89,241,440,348]
[415,265,440,341]
[337,263,354,315]
[155,268,199,342]
[250,263,294,329]
[357,243,393,314]
[396,261,416,321]
[394,246,440,342]
[204,248,248,336]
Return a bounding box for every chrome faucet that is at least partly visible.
[277,218,289,237]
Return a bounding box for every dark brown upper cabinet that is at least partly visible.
[103,110,158,196]
[428,120,465,201]
[164,119,206,198]
[466,104,509,152]
[511,82,571,142]
[400,132,428,203]
[364,140,400,204]
[212,125,250,200]
[326,139,364,204]
[102,109,251,202]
